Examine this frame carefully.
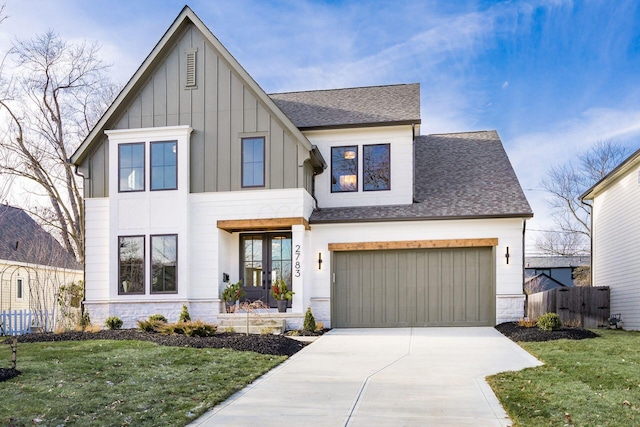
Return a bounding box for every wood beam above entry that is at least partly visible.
[328,238,498,252]
[217,217,310,232]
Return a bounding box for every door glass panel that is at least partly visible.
[243,236,262,287]
[271,236,292,286]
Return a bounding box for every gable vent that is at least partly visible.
[185,48,197,88]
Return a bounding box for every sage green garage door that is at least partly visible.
[332,247,495,327]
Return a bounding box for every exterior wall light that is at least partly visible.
[505,246,510,264]
[318,252,323,270]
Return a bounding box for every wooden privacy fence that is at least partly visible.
[527,286,610,329]
[0,310,33,336]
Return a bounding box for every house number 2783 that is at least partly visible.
[294,244,301,277]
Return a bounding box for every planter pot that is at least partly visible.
[277,300,288,313]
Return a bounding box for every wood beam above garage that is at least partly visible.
[328,238,498,252]
[217,217,310,232]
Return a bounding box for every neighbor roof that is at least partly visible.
[0,205,82,270]
[525,273,567,292]
[310,130,533,223]
[269,83,421,130]
[525,256,590,269]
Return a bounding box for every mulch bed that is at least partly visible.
[0,368,20,382]
[496,322,600,342]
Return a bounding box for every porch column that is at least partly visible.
[291,224,305,314]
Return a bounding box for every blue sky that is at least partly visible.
[2,0,640,253]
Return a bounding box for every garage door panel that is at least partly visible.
[333,247,495,327]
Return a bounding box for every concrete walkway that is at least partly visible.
[189,328,542,426]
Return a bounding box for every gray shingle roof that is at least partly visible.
[0,205,82,270]
[269,83,421,129]
[310,130,533,223]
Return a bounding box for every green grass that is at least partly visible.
[0,340,285,426]
[488,329,640,427]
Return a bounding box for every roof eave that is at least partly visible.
[299,119,421,132]
[580,147,640,201]
[309,212,534,225]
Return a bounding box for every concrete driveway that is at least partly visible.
[189,327,541,426]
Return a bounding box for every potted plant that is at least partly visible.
[270,279,294,313]
[221,281,245,313]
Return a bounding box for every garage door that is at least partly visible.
[332,247,495,327]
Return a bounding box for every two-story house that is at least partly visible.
[71,7,532,329]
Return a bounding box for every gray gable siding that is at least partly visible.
[81,24,310,197]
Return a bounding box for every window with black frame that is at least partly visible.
[151,235,177,293]
[151,141,177,190]
[363,144,390,191]
[119,236,145,294]
[331,146,358,192]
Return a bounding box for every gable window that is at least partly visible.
[242,137,265,188]
[151,234,177,293]
[16,278,23,300]
[151,141,177,190]
[119,236,145,295]
[331,146,358,192]
[363,144,391,191]
[119,143,145,192]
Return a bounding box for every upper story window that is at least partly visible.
[151,234,178,294]
[119,236,145,295]
[331,146,358,192]
[242,137,265,188]
[363,144,390,191]
[151,141,177,190]
[119,143,145,192]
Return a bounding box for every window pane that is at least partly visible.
[331,146,358,192]
[242,137,264,187]
[242,236,263,287]
[119,236,145,294]
[151,141,177,190]
[119,144,145,192]
[363,144,390,191]
[151,235,177,293]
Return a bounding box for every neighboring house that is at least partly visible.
[581,148,640,330]
[524,273,567,294]
[524,256,590,288]
[0,204,83,327]
[70,7,533,329]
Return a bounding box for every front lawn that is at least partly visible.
[0,339,285,426]
[489,328,640,426]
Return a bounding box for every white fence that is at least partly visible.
[0,310,53,335]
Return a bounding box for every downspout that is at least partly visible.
[71,161,87,318]
[581,198,594,284]
[522,218,528,318]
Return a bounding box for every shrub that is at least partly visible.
[179,305,191,323]
[79,311,91,331]
[105,316,123,330]
[160,320,217,337]
[149,314,167,323]
[303,306,316,333]
[517,318,537,328]
[137,319,165,333]
[537,313,562,331]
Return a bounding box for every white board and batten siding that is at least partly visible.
[592,165,640,330]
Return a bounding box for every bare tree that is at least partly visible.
[539,140,632,255]
[0,31,117,262]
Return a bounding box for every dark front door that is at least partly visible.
[241,233,292,307]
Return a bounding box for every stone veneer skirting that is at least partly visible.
[496,294,525,324]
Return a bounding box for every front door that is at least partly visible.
[240,233,292,307]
